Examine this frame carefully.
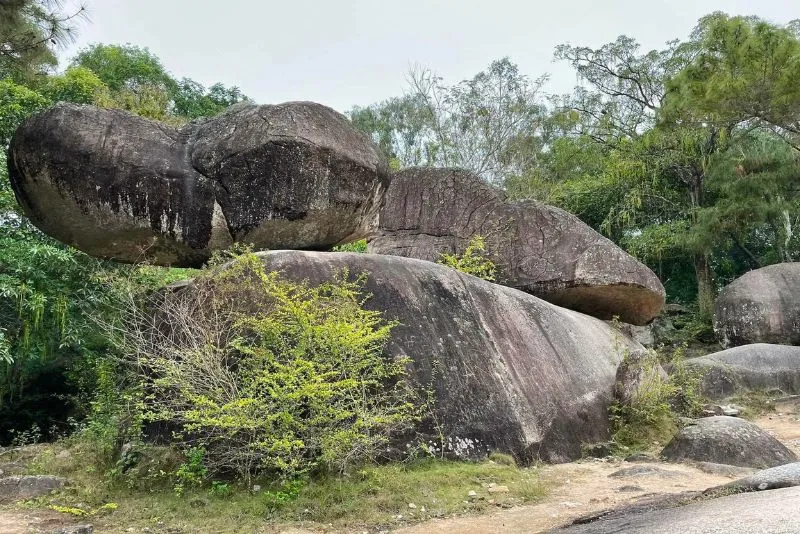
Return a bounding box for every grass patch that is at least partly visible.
[17,443,547,533]
[728,390,778,419]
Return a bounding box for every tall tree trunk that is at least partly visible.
[694,253,715,322]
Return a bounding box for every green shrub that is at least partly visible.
[437,235,497,281]
[117,253,416,484]
[332,239,367,253]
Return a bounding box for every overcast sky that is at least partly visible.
[59,0,796,113]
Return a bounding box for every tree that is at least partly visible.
[172,78,249,119]
[663,13,800,149]
[351,58,549,187]
[0,0,86,80]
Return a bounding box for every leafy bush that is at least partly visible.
[609,344,704,451]
[437,235,497,281]
[332,239,367,253]
[115,253,416,484]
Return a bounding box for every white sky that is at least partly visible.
[59,0,797,113]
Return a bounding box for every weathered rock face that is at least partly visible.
[714,263,800,348]
[682,344,800,400]
[181,251,641,463]
[661,416,797,469]
[0,475,65,502]
[716,462,800,493]
[368,168,665,325]
[8,102,389,266]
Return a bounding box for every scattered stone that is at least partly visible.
[9,102,389,266]
[682,344,800,399]
[694,462,757,478]
[701,404,744,417]
[661,416,798,469]
[617,485,645,492]
[51,526,93,534]
[609,466,680,479]
[714,263,800,347]
[625,452,657,463]
[407,503,416,509]
[0,475,66,502]
[468,490,478,498]
[369,167,665,325]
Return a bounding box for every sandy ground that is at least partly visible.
[2,403,799,534]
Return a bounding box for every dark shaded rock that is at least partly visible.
[583,442,615,459]
[8,102,388,266]
[714,462,800,493]
[683,344,800,400]
[368,168,665,325]
[661,416,797,469]
[714,263,800,348]
[179,251,642,463]
[624,452,657,463]
[617,485,645,492]
[0,474,65,502]
[609,465,680,478]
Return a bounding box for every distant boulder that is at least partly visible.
[175,251,642,463]
[368,168,665,325]
[661,416,797,469]
[714,263,800,348]
[682,344,800,399]
[8,102,389,266]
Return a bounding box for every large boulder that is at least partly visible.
[176,250,641,463]
[714,263,800,348]
[8,102,389,266]
[661,416,797,469]
[368,168,665,325]
[0,475,65,502]
[683,344,800,399]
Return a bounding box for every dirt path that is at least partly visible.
[396,403,800,534]
[394,460,731,534]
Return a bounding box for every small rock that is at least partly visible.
[487,485,510,493]
[408,503,416,509]
[420,506,426,513]
[51,526,92,534]
[252,484,261,492]
[609,466,679,478]
[468,490,478,498]
[617,485,644,492]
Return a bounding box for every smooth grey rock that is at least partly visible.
[715,461,800,493]
[714,263,800,347]
[661,416,797,469]
[683,344,800,399]
[0,475,65,502]
[8,102,388,266]
[368,168,665,325]
[173,250,642,463]
[555,486,800,533]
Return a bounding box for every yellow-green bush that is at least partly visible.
[119,253,416,484]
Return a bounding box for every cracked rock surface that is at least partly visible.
[368,167,665,324]
[8,102,389,266]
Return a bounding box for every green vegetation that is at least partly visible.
[16,442,546,532]
[113,253,416,483]
[437,235,498,282]
[609,345,704,453]
[332,238,368,253]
